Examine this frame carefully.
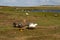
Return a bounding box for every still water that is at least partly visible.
[31,10,60,12]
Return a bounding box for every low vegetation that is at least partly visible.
[0,6,60,40]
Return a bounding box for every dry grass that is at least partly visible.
[0,6,60,40]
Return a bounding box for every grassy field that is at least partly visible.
[0,6,60,40]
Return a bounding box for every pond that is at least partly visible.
[31,10,60,12]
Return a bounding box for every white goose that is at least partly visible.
[28,23,38,28]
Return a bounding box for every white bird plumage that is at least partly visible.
[29,23,38,28]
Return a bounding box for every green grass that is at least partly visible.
[0,7,60,40]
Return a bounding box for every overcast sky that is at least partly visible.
[0,0,60,6]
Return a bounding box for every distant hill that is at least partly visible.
[0,5,60,10]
